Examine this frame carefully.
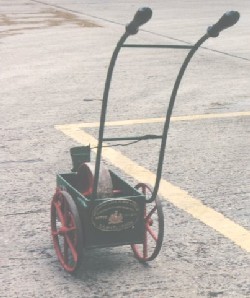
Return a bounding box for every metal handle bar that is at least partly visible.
[93,7,152,199]
[150,11,240,202]
[93,10,240,201]
[150,34,208,203]
[103,135,162,142]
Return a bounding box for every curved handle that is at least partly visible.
[207,11,240,37]
[126,7,152,35]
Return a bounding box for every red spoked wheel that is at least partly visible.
[131,183,164,262]
[51,190,84,273]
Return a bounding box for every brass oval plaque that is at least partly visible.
[91,199,140,232]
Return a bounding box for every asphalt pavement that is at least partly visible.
[0,0,249,297]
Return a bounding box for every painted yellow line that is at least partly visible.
[55,111,250,129]
[56,124,250,253]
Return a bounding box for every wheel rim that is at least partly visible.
[51,191,82,272]
[131,183,164,262]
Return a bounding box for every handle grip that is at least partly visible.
[207,11,240,37]
[126,7,152,35]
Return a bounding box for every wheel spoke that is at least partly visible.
[53,201,66,226]
[143,224,148,259]
[51,191,83,273]
[54,226,77,235]
[63,198,69,223]
[52,230,60,236]
[63,211,77,263]
[64,237,69,263]
[146,205,157,221]
[65,234,78,262]
[64,226,77,233]
[146,224,157,242]
[131,183,164,262]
